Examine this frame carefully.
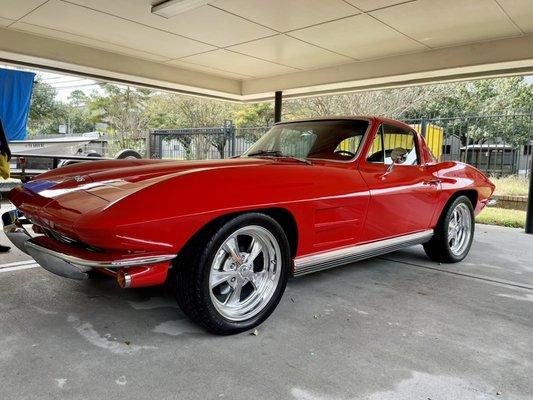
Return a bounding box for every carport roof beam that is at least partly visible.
[1,28,533,102]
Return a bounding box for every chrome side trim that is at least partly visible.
[24,240,176,268]
[293,230,433,277]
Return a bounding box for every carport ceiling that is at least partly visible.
[1,0,533,101]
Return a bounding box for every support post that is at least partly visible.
[274,91,283,123]
[145,130,151,159]
[225,120,236,157]
[526,155,533,234]
[420,118,428,138]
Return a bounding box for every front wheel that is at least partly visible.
[423,195,475,263]
[173,213,291,335]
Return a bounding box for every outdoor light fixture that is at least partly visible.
[151,0,210,18]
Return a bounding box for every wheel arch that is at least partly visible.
[179,207,299,259]
[434,189,478,227]
[452,189,478,210]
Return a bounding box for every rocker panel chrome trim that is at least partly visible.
[293,230,433,276]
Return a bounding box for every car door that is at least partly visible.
[359,123,440,242]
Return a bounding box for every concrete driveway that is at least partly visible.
[0,223,531,400]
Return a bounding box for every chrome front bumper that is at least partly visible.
[1,210,33,253]
[2,210,175,280]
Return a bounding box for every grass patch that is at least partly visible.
[476,207,526,228]
[490,175,529,197]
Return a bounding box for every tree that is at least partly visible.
[147,94,238,159]
[89,84,152,151]
[68,90,88,108]
[63,90,95,134]
[234,103,274,127]
[284,85,454,120]
[27,78,67,135]
[406,77,533,145]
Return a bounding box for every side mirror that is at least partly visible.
[381,148,408,178]
[390,147,408,164]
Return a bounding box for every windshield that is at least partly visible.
[243,119,369,161]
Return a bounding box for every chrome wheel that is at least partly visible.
[209,225,282,321]
[448,203,472,256]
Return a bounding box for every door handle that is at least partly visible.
[423,179,441,186]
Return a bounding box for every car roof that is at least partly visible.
[274,116,415,131]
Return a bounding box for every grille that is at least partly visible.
[45,228,102,253]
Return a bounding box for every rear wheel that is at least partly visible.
[423,195,474,263]
[173,213,291,335]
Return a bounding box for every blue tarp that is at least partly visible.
[0,68,35,141]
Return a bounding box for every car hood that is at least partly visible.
[30,157,273,193]
[9,158,271,226]
[10,157,318,229]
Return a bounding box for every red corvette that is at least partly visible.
[3,117,494,334]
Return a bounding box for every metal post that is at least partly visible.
[274,91,282,123]
[526,155,533,234]
[420,118,428,138]
[145,130,151,159]
[20,157,26,182]
[225,120,236,157]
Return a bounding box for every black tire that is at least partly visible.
[115,149,142,159]
[85,152,103,158]
[423,195,475,263]
[172,213,291,335]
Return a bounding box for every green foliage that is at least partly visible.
[406,77,533,117]
[405,77,533,144]
[283,85,453,120]
[147,93,241,158]
[476,207,525,228]
[28,78,67,135]
[28,80,95,135]
[234,103,273,127]
[89,84,152,150]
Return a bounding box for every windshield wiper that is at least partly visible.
[246,150,311,165]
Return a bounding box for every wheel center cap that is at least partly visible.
[238,264,252,278]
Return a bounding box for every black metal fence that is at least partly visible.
[149,121,269,160]
[149,113,533,177]
[404,113,533,177]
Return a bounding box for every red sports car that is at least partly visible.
[3,117,494,334]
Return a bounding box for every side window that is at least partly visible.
[366,125,384,163]
[335,135,362,155]
[382,124,419,166]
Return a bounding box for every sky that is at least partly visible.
[36,70,100,102]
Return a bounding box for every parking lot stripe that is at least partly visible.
[0,260,39,273]
[0,264,39,273]
[0,259,37,269]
